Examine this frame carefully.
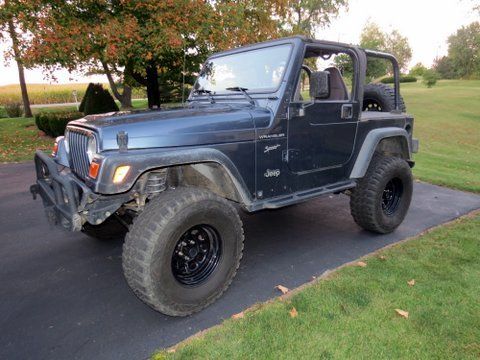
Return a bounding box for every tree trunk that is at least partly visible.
[101,61,133,109]
[7,14,32,117]
[146,63,160,109]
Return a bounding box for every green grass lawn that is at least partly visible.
[154,212,480,359]
[402,80,480,193]
[0,99,151,163]
[0,117,52,163]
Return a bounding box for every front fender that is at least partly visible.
[91,147,253,205]
[350,127,412,179]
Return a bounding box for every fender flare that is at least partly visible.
[92,147,254,205]
[350,127,411,179]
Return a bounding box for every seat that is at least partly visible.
[324,67,348,100]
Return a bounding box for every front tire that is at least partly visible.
[350,155,413,234]
[122,187,244,316]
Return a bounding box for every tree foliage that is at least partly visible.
[409,62,427,77]
[6,0,348,108]
[433,56,456,79]
[446,21,480,79]
[359,22,412,80]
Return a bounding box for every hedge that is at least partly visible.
[35,111,83,137]
[380,75,417,84]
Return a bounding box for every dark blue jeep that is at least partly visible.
[31,36,418,316]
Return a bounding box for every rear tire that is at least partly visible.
[122,187,244,316]
[350,155,413,234]
[363,83,406,112]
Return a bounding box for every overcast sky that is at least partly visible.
[0,0,478,86]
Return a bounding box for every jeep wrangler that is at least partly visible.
[31,36,419,316]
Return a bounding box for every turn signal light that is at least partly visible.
[88,162,100,179]
[52,142,58,157]
[113,165,130,183]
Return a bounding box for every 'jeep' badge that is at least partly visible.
[264,169,281,178]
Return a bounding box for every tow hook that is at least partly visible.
[30,184,39,200]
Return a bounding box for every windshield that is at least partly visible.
[193,44,292,94]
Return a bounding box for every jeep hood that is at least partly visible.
[68,105,269,151]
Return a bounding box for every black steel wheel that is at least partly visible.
[382,178,404,216]
[363,98,383,112]
[350,155,413,234]
[123,187,244,316]
[172,225,222,286]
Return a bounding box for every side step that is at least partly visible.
[247,180,356,212]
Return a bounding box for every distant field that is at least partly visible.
[0,83,146,105]
[401,80,480,193]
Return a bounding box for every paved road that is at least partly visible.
[1,162,480,360]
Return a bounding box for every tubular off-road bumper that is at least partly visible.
[30,151,90,231]
[31,151,133,231]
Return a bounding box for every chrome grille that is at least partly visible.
[66,127,91,179]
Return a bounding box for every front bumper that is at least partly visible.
[30,151,91,231]
[31,151,133,231]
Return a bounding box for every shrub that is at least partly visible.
[422,69,439,88]
[380,75,417,84]
[0,106,7,118]
[34,111,83,137]
[79,83,95,113]
[5,102,23,117]
[83,83,119,115]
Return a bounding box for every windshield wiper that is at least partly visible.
[193,89,215,104]
[225,87,256,106]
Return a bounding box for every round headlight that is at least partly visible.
[87,135,97,163]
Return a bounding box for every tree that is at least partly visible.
[359,22,412,80]
[282,0,348,36]
[360,22,388,80]
[13,0,348,109]
[386,30,412,72]
[446,21,480,79]
[409,62,427,76]
[0,0,32,117]
[433,56,456,79]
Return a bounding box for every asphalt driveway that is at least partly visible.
[1,162,480,360]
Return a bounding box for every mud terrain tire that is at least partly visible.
[363,83,406,112]
[122,187,244,316]
[350,155,413,234]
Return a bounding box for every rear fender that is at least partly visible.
[350,127,412,179]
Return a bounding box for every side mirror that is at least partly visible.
[309,71,330,99]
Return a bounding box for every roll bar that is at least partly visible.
[364,49,401,112]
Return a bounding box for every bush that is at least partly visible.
[0,106,7,118]
[83,83,119,115]
[5,102,23,117]
[34,111,83,137]
[78,83,94,113]
[422,69,439,88]
[380,75,417,84]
